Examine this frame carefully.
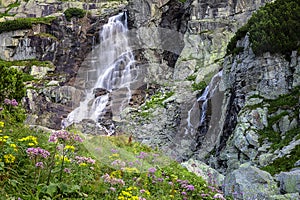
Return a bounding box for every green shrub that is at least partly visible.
[227,0,300,59]
[64,8,86,21]
[0,17,55,34]
[0,66,25,103]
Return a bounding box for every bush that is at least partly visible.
[227,0,300,59]
[64,8,86,21]
[0,66,25,103]
[0,17,55,34]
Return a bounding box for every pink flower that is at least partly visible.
[11,99,18,106]
[64,168,71,173]
[26,147,50,159]
[48,131,83,143]
[4,99,11,105]
[186,185,195,191]
[35,162,44,169]
[148,167,156,173]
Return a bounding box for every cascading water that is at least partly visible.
[197,70,223,127]
[65,12,136,133]
[198,86,209,126]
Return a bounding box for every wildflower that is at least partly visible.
[0,136,7,142]
[181,191,187,195]
[48,130,83,143]
[148,167,156,173]
[65,145,75,152]
[64,168,71,173]
[4,98,11,105]
[0,107,3,112]
[110,187,116,192]
[102,173,125,186]
[74,156,95,165]
[79,163,87,167]
[18,136,38,145]
[136,152,147,159]
[213,193,226,200]
[111,148,118,153]
[28,143,35,146]
[185,185,195,191]
[26,147,50,159]
[4,154,16,164]
[11,99,18,106]
[35,162,44,169]
[0,121,4,127]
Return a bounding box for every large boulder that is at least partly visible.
[277,169,300,194]
[223,163,278,199]
[181,159,225,187]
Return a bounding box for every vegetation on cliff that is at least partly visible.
[227,0,300,59]
[64,8,86,21]
[0,17,55,34]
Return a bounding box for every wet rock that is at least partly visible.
[93,88,109,98]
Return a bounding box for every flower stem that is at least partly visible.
[46,143,58,185]
[59,145,65,182]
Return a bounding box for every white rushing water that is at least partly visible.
[65,12,136,130]
[197,70,223,126]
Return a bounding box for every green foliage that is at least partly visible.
[192,81,207,91]
[0,66,25,103]
[141,91,175,110]
[0,120,224,199]
[0,17,55,34]
[64,8,86,21]
[186,74,197,81]
[257,86,300,151]
[261,145,300,175]
[0,59,54,68]
[227,0,300,58]
[226,25,248,55]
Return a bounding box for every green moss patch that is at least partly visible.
[261,144,300,175]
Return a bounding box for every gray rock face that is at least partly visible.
[277,169,300,194]
[268,193,300,200]
[182,159,225,187]
[224,163,278,200]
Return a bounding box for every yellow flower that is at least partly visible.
[4,154,16,164]
[79,163,87,167]
[3,136,9,139]
[111,170,122,178]
[65,145,75,152]
[19,136,38,145]
[28,143,35,146]
[10,144,16,148]
[0,137,7,142]
[109,153,119,159]
[0,121,4,127]
[124,167,139,173]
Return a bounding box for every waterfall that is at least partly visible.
[65,12,136,132]
[197,70,223,126]
[197,86,209,126]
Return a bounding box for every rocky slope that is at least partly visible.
[1,0,300,199]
